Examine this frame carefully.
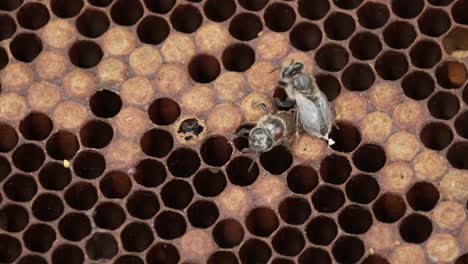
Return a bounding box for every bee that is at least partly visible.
[236,103,295,153]
[275,61,336,146]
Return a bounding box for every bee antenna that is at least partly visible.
[248,152,257,173]
[270,66,281,74]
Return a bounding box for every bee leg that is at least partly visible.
[274,97,295,108]
[294,110,302,139]
[255,102,271,115]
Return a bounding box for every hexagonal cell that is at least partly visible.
[137,16,170,45]
[316,74,341,101]
[418,8,451,37]
[375,51,408,80]
[399,213,433,243]
[246,207,279,237]
[315,44,349,72]
[187,200,219,228]
[428,91,460,120]
[17,2,50,30]
[204,0,235,22]
[264,3,295,32]
[447,141,468,169]
[333,0,363,9]
[332,236,365,264]
[90,89,122,118]
[372,193,406,223]
[401,71,435,100]
[410,40,442,69]
[229,13,263,41]
[357,2,389,29]
[110,0,144,26]
[188,54,221,83]
[51,0,84,18]
[144,0,175,13]
[349,32,382,60]
[406,182,440,212]
[10,33,43,63]
[383,21,416,49]
[170,4,203,33]
[341,63,375,92]
[222,44,255,72]
[324,12,355,40]
[435,61,467,89]
[420,122,453,150]
[391,0,424,19]
[260,145,293,175]
[0,15,15,41]
[69,40,103,69]
[213,218,244,248]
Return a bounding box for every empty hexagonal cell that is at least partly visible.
[299,247,332,264]
[332,236,365,264]
[447,141,468,169]
[0,156,10,183]
[406,182,440,212]
[213,218,244,248]
[137,16,170,45]
[154,210,187,240]
[320,154,351,185]
[324,12,355,41]
[46,131,79,160]
[399,213,433,243]
[357,2,389,29]
[99,170,132,199]
[90,89,122,118]
[12,143,44,173]
[161,179,193,209]
[170,4,203,33]
[372,193,406,223]
[264,3,295,32]
[187,200,219,228]
[239,239,272,264]
[430,0,454,5]
[338,204,373,234]
[201,136,233,167]
[298,0,330,20]
[349,32,382,60]
[418,8,451,37]
[80,120,113,149]
[204,0,236,22]
[420,122,453,150]
[272,227,305,257]
[455,111,468,139]
[260,145,293,175]
[3,174,37,202]
[428,91,460,120]
[73,150,106,179]
[32,193,64,222]
[133,158,167,188]
[147,243,180,264]
[89,0,113,7]
[51,0,83,18]
[329,122,361,153]
[126,190,160,220]
[352,144,386,173]
[93,202,126,230]
[148,98,181,126]
[208,251,238,264]
[85,233,118,261]
[345,174,380,204]
[0,14,16,42]
[391,0,424,19]
[17,255,48,264]
[362,255,390,264]
[436,61,467,89]
[76,8,110,38]
[279,197,311,225]
[17,2,50,30]
[120,222,154,252]
[341,63,375,91]
[0,0,23,11]
[312,185,345,213]
[375,51,408,80]
[383,21,417,49]
[22,223,56,253]
[194,168,227,197]
[188,54,221,83]
[229,13,263,41]
[10,33,43,63]
[226,156,259,186]
[305,215,337,246]
[402,71,435,100]
[0,123,18,153]
[245,207,279,237]
[287,165,318,194]
[39,162,71,191]
[144,0,175,13]
[110,0,144,26]
[0,234,22,263]
[19,112,53,141]
[316,74,341,101]
[58,212,92,242]
[222,44,255,72]
[167,148,200,178]
[0,204,29,232]
[315,44,349,72]
[69,40,103,69]
[65,182,98,211]
[0,47,7,70]
[452,0,468,24]
[410,40,442,69]
[289,22,322,52]
[51,244,84,264]
[140,128,173,158]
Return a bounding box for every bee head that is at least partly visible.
[249,127,273,152]
[281,61,305,80]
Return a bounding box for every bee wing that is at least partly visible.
[295,93,322,137]
[316,91,334,132]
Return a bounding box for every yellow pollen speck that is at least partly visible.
[63,160,70,168]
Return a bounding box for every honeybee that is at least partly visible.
[276,61,336,146]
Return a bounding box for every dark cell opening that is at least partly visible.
[32,193,64,222]
[0,0,23,11]
[428,91,460,120]
[201,136,233,167]
[399,213,433,243]
[372,193,406,223]
[418,8,451,37]
[110,0,144,26]
[429,0,454,5]
[69,40,103,69]
[88,0,113,7]
[316,74,341,101]
[279,197,311,225]
[133,158,167,188]
[329,122,361,153]
[51,244,84,264]
[213,219,244,248]
[147,243,180,264]
[140,128,173,158]
[187,200,219,228]
[0,156,10,183]
[362,255,390,264]
[272,227,305,256]
[341,63,375,92]
[383,21,416,49]
[375,51,408,80]
[298,0,330,20]
[299,247,332,264]
[126,190,160,220]
[39,162,72,191]
[312,185,345,213]
[246,207,279,237]
[46,131,79,161]
[260,145,293,175]
[391,0,424,19]
[144,0,175,14]
[19,112,53,141]
[333,0,362,9]
[287,165,318,194]
[0,204,29,232]
[73,150,106,180]
[406,182,440,212]
[80,120,113,149]
[10,33,43,62]
[455,111,468,139]
[0,235,21,263]
[338,204,373,234]
[120,222,154,252]
[154,210,187,240]
[99,171,132,199]
[435,61,467,89]
[453,0,468,24]
[455,254,468,264]
[289,22,322,52]
[229,13,263,41]
[0,47,8,70]
[226,156,259,186]
[17,3,50,30]
[420,122,453,151]
[357,2,389,29]
[315,44,349,72]
[447,142,468,169]
[332,236,365,264]
[167,148,200,178]
[239,239,272,264]
[352,144,386,173]
[188,54,221,83]
[76,9,110,38]
[324,12,355,40]
[13,144,45,173]
[402,71,435,100]
[0,123,18,152]
[90,89,122,118]
[137,16,170,45]
[194,168,227,197]
[161,179,193,209]
[305,216,337,246]
[170,4,203,33]
[222,43,255,72]
[65,182,98,211]
[17,255,48,264]
[93,202,126,230]
[204,0,236,22]
[349,32,382,60]
[264,3,296,32]
[410,41,442,69]
[85,233,118,260]
[345,174,380,204]
[238,0,268,11]
[320,154,351,185]
[0,15,16,41]
[3,174,37,202]
[148,98,181,125]
[51,0,84,18]
[23,224,56,253]
[208,251,238,264]
[58,212,92,242]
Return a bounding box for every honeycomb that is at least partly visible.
[0,0,467,263]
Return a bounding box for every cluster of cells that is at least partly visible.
[0,0,468,263]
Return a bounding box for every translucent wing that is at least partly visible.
[315,90,334,135]
[295,93,322,137]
